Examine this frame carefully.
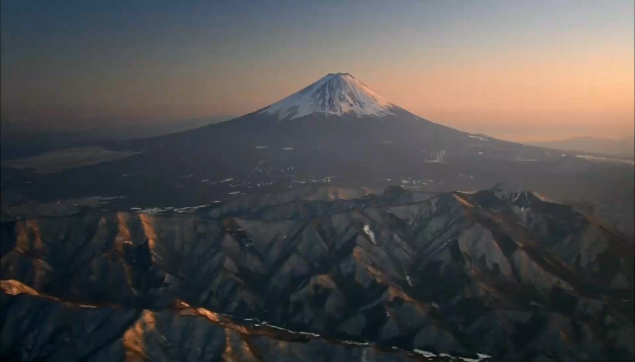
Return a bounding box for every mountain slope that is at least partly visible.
[1,185,632,361]
[1,285,480,362]
[1,73,633,239]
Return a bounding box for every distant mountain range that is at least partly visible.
[0,116,234,160]
[528,136,634,159]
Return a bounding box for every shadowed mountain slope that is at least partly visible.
[1,185,632,361]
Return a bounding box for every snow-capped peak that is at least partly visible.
[260,73,397,120]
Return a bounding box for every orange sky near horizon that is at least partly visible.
[2,1,633,143]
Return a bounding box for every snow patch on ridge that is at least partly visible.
[574,154,634,165]
[468,134,489,141]
[260,73,397,120]
[363,225,376,245]
[413,349,491,362]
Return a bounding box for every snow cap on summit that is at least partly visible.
[260,73,397,120]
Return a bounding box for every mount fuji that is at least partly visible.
[2,73,633,235]
[259,72,399,119]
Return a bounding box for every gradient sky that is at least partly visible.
[1,0,633,141]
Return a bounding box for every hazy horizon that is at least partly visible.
[2,0,633,142]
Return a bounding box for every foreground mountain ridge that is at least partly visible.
[1,184,633,361]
